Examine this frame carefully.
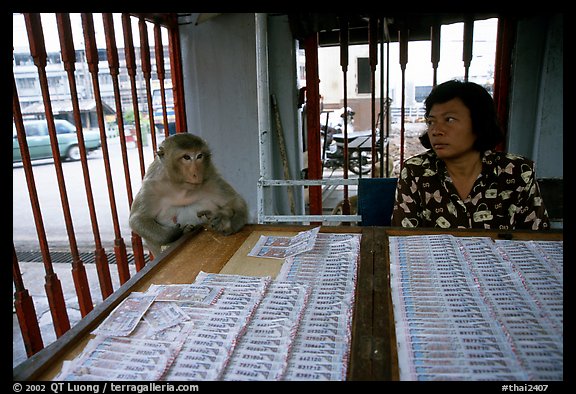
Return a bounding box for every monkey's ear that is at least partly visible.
[157,145,165,159]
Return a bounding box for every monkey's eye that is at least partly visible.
[196,153,204,160]
[182,154,191,160]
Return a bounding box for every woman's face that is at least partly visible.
[425,98,477,161]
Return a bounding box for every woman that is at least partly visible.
[391,80,549,230]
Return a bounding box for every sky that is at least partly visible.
[12,13,166,53]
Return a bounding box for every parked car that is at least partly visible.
[13,119,101,162]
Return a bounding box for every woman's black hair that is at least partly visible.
[419,80,504,152]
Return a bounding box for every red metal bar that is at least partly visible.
[399,26,408,170]
[56,12,114,301]
[139,17,159,157]
[463,16,474,82]
[493,16,515,151]
[102,13,148,269]
[384,35,391,178]
[166,14,187,134]
[102,12,134,205]
[154,23,171,138]
[431,21,441,87]
[24,14,78,337]
[135,16,157,270]
[13,71,69,338]
[339,17,350,217]
[122,13,147,178]
[13,244,44,357]
[82,13,131,285]
[369,15,378,177]
[303,34,322,217]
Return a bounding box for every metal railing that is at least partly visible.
[12,12,184,359]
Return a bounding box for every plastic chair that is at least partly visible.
[357,178,398,226]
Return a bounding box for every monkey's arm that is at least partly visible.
[129,186,184,255]
[197,180,249,236]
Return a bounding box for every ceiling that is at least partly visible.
[135,12,500,46]
[286,13,499,46]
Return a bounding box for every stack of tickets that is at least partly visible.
[389,235,563,381]
[55,229,361,381]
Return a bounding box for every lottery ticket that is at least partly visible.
[92,293,156,337]
[282,369,344,381]
[55,335,181,381]
[248,227,321,259]
[149,284,223,305]
[142,302,190,332]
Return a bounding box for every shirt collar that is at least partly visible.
[427,149,499,179]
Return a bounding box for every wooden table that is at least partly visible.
[13,225,563,381]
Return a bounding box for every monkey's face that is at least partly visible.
[170,149,206,185]
[158,133,212,186]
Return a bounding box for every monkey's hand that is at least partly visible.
[197,207,236,235]
[164,223,186,243]
[181,223,200,234]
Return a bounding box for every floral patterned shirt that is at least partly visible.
[391,150,550,230]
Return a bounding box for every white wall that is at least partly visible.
[265,14,305,216]
[179,13,304,222]
[179,13,263,223]
[507,14,563,178]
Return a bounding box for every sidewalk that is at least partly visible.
[13,261,137,368]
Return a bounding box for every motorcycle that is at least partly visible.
[322,129,381,175]
[321,108,380,175]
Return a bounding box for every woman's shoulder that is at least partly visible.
[484,151,536,180]
[404,150,436,166]
[485,151,535,167]
[400,150,440,178]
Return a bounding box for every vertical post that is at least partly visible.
[139,17,159,156]
[166,14,187,134]
[122,13,147,179]
[82,13,131,284]
[431,20,441,87]
[102,13,148,269]
[383,21,391,178]
[339,16,351,217]
[13,76,71,338]
[24,13,79,335]
[463,15,474,82]
[399,26,408,170]
[379,17,385,178]
[154,22,171,137]
[493,16,515,151]
[369,15,378,178]
[304,34,322,218]
[56,13,114,300]
[13,244,45,357]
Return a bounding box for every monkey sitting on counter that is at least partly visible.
[129,133,248,257]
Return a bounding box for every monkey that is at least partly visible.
[129,133,249,257]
